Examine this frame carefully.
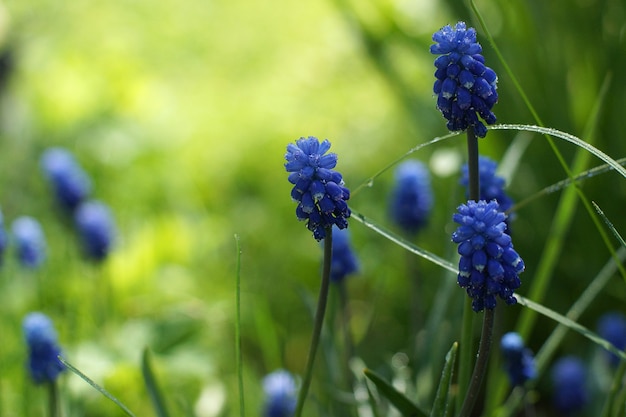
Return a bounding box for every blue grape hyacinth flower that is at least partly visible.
[40,147,92,213]
[430,22,498,138]
[0,208,7,266]
[500,332,536,386]
[12,216,47,268]
[329,227,359,283]
[452,200,524,312]
[262,369,297,417]
[74,200,116,262]
[597,312,626,366]
[551,356,588,415]
[461,156,513,214]
[285,137,351,241]
[23,312,65,384]
[388,160,433,235]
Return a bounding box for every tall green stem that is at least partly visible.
[48,381,61,417]
[459,309,495,417]
[294,227,333,417]
[456,127,481,414]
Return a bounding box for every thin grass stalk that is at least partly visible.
[294,227,333,417]
[234,235,245,417]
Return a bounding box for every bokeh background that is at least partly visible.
[1,0,625,415]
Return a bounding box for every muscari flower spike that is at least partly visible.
[0,208,7,266]
[388,160,433,235]
[40,147,92,213]
[461,155,513,214]
[12,216,47,268]
[597,312,626,367]
[329,226,359,283]
[285,137,351,241]
[431,22,498,138]
[551,356,588,415]
[23,312,66,384]
[452,200,524,312]
[500,332,536,386]
[74,200,116,262]
[262,369,298,417]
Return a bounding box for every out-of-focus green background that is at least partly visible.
[0,0,625,415]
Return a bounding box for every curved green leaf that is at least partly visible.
[429,342,458,417]
[364,368,428,417]
[141,348,172,417]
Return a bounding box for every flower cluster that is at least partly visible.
[500,332,536,386]
[388,160,433,235]
[40,147,116,262]
[285,137,351,241]
[452,200,524,311]
[74,200,116,262]
[262,369,298,417]
[431,22,498,138]
[12,216,47,268]
[461,156,513,214]
[597,312,626,367]
[329,227,359,283]
[0,208,7,265]
[551,356,588,415]
[23,312,65,384]
[41,147,92,213]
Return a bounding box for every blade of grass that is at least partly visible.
[141,348,171,417]
[592,202,626,248]
[234,234,245,417]
[363,368,428,417]
[58,356,137,417]
[429,342,458,417]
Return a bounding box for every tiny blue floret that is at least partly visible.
[23,312,65,384]
[329,226,359,283]
[597,312,626,366]
[12,216,47,268]
[285,137,351,240]
[430,22,498,138]
[262,369,298,417]
[40,147,92,212]
[74,200,116,262]
[500,332,536,386]
[388,160,433,235]
[452,200,524,312]
[551,356,588,415]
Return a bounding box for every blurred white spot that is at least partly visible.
[429,147,462,177]
[194,382,226,417]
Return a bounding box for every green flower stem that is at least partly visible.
[294,227,333,417]
[48,380,61,417]
[458,308,495,417]
[456,126,481,414]
[337,279,355,389]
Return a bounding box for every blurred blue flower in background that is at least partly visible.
[461,156,513,214]
[0,208,7,266]
[452,200,524,312]
[551,356,588,415]
[597,312,626,367]
[40,147,92,213]
[23,312,65,384]
[12,216,47,268]
[262,369,297,417]
[388,160,433,236]
[285,136,351,241]
[74,200,116,262]
[329,226,359,283]
[430,22,498,138]
[500,332,536,386]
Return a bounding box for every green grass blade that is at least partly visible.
[592,202,626,248]
[363,369,428,417]
[350,210,456,274]
[488,124,626,180]
[234,234,245,417]
[514,295,626,361]
[364,379,383,417]
[351,131,461,197]
[141,348,172,417]
[58,356,137,417]
[429,342,458,417]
